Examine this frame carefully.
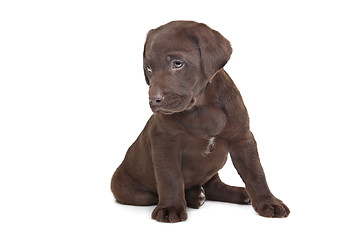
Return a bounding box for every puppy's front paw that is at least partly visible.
[151,205,188,223]
[252,197,290,218]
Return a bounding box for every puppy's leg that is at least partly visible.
[229,131,290,218]
[203,173,250,204]
[111,166,158,206]
[150,138,188,223]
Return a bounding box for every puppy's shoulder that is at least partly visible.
[213,69,249,125]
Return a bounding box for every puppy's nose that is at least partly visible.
[149,93,164,106]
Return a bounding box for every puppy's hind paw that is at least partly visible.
[186,186,206,209]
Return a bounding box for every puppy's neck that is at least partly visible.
[193,70,222,108]
[193,87,208,107]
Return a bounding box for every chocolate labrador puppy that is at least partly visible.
[111,21,290,222]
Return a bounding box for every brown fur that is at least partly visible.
[111,21,290,222]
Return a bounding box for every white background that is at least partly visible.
[1,0,359,239]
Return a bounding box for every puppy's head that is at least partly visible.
[143,21,232,115]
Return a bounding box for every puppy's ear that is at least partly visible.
[191,23,232,80]
[143,30,155,85]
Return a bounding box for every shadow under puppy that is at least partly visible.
[111,21,290,223]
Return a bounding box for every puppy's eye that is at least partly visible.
[146,66,152,74]
[172,60,184,69]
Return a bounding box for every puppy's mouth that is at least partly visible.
[150,94,196,115]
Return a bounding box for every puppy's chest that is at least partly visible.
[180,135,228,185]
[181,105,227,138]
[182,135,218,157]
[203,137,216,156]
[180,105,228,159]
